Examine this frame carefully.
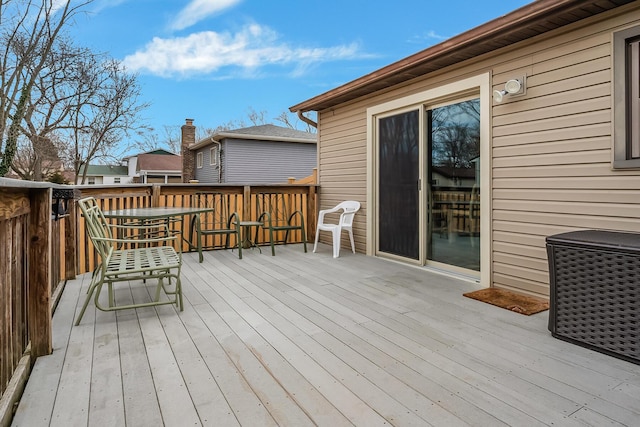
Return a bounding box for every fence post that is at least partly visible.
[64,201,77,280]
[28,188,52,358]
[151,184,161,207]
[243,185,251,221]
[307,185,317,241]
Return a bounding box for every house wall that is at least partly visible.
[103,175,133,185]
[224,139,317,184]
[315,3,640,297]
[194,145,221,183]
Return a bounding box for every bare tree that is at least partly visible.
[135,124,181,154]
[16,37,94,180]
[274,111,316,133]
[0,0,93,176]
[246,107,267,126]
[62,58,149,184]
[10,134,62,180]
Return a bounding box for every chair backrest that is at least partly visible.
[256,192,303,226]
[337,200,360,227]
[192,192,237,228]
[77,197,114,262]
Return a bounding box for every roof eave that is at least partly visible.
[190,133,316,150]
[290,0,634,113]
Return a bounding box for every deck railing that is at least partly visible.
[0,180,317,424]
[75,183,317,274]
[0,179,73,424]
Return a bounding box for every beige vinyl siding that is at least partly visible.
[315,3,640,297]
[316,111,368,250]
[490,8,640,296]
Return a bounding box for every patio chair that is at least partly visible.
[313,201,360,258]
[75,197,183,325]
[190,192,242,258]
[255,192,307,256]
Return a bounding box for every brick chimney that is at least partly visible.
[181,118,196,182]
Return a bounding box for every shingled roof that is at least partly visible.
[136,153,182,172]
[290,0,635,113]
[190,124,316,150]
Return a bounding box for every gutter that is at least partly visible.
[210,137,222,183]
[297,111,317,129]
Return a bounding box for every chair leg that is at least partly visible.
[75,272,101,326]
[269,228,275,256]
[313,227,320,253]
[348,229,356,253]
[301,225,307,253]
[332,227,341,258]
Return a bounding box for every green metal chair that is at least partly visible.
[189,192,242,258]
[75,197,183,326]
[255,192,307,256]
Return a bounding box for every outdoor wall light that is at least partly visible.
[493,76,526,103]
[493,89,508,103]
[504,78,523,94]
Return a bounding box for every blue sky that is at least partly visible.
[69,0,531,141]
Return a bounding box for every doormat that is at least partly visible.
[463,288,549,316]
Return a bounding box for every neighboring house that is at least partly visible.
[431,166,477,189]
[181,121,317,184]
[290,0,640,298]
[76,164,132,185]
[123,149,182,183]
[77,149,181,185]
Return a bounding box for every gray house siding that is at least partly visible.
[224,139,316,184]
[194,146,220,183]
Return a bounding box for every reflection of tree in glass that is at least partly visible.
[431,99,480,169]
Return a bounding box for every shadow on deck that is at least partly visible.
[11,245,640,426]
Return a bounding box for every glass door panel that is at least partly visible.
[427,99,480,271]
[378,110,420,259]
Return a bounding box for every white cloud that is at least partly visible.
[408,30,448,44]
[171,0,242,31]
[123,24,364,78]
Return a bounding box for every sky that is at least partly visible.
[67,0,532,146]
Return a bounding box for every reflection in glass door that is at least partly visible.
[427,99,480,271]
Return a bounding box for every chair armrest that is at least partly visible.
[288,210,305,224]
[257,211,271,227]
[109,221,173,239]
[227,212,240,228]
[317,207,340,224]
[92,234,177,245]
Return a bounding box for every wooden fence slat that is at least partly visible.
[28,189,52,358]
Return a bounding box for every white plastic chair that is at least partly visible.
[313,201,360,258]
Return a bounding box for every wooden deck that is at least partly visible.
[11,244,640,426]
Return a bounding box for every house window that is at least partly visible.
[197,152,203,168]
[613,26,640,168]
[210,146,218,166]
[114,177,121,183]
[88,177,95,185]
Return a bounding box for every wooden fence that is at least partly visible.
[75,183,317,274]
[0,179,75,425]
[0,180,317,425]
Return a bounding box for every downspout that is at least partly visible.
[210,137,222,183]
[297,110,317,129]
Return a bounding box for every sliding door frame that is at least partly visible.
[366,73,491,286]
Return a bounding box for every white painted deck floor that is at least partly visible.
[12,244,640,426]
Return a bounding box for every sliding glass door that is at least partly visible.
[427,98,480,271]
[376,98,480,273]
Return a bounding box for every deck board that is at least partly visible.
[11,244,640,426]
